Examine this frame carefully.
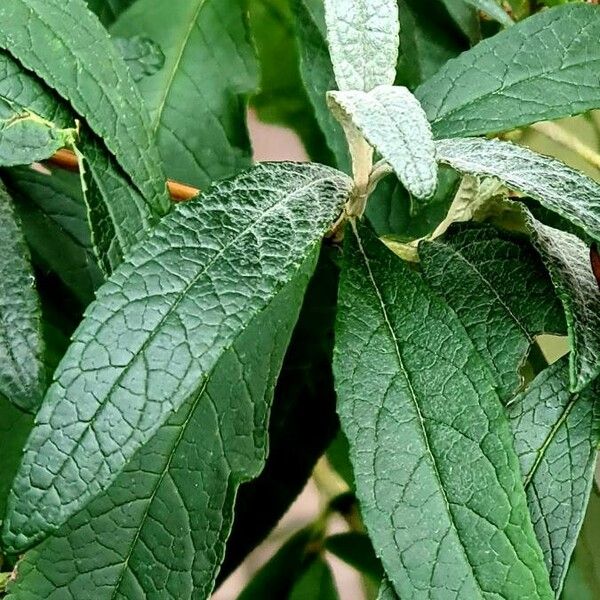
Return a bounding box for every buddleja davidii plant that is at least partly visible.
[320,1,600,599]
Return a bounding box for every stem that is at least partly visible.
[532,121,600,171]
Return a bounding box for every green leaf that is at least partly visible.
[416,5,600,137]
[111,0,258,189]
[2,166,103,306]
[85,0,136,26]
[419,223,566,401]
[324,0,399,92]
[327,86,438,199]
[5,246,318,599]
[325,533,383,583]
[0,50,162,273]
[2,162,351,553]
[508,358,600,595]
[0,183,45,412]
[525,216,600,393]
[0,100,76,167]
[334,223,553,599]
[460,0,513,26]
[562,490,600,600]
[218,247,340,582]
[0,396,33,520]
[0,0,169,214]
[436,137,600,244]
[438,0,480,44]
[292,0,351,171]
[237,528,315,600]
[113,35,165,83]
[289,556,339,600]
[377,578,397,600]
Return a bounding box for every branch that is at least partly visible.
[48,148,198,202]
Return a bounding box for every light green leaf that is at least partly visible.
[0,51,161,273]
[436,137,600,244]
[0,0,169,214]
[0,396,33,520]
[327,86,438,199]
[219,248,340,582]
[5,246,318,599]
[461,0,513,26]
[111,0,258,189]
[416,5,600,137]
[525,216,600,393]
[419,223,566,401]
[289,557,339,600]
[2,166,103,306]
[508,358,600,595]
[0,183,45,412]
[2,162,351,553]
[334,223,553,599]
[0,100,76,167]
[324,0,399,92]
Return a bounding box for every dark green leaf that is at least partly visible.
[0,397,33,521]
[525,215,600,393]
[416,5,600,137]
[0,0,169,213]
[113,35,165,82]
[377,578,397,600]
[2,162,351,553]
[326,430,354,490]
[85,0,137,26]
[0,183,45,412]
[334,223,553,598]
[419,223,566,401]
[508,358,600,595]
[325,533,383,583]
[2,166,102,306]
[5,247,317,598]
[218,247,340,582]
[289,556,339,600]
[436,138,600,245]
[111,0,258,189]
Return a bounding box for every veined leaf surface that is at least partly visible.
[2,162,351,553]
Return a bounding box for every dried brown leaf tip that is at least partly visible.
[591,243,600,289]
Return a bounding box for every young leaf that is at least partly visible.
[5,249,318,599]
[0,101,76,167]
[219,248,340,582]
[436,137,600,244]
[419,224,566,402]
[460,0,513,27]
[2,162,351,553]
[289,557,339,600]
[416,5,600,137]
[111,0,259,188]
[508,358,600,595]
[324,0,399,92]
[334,223,553,599]
[327,86,438,199]
[0,183,45,412]
[525,216,600,393]
[0,0,169,213]
[2,166,103,306]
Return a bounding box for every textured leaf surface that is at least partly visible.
[328,86,438,199]
[508,358,600,595]
[525,217,600,393]
[113,35,165,83]
[0,183,45,412]
[416,5,600,137]
[5,251,316,599]
[0,0,169,213]
[324,0,399,92]
[436,138,600,244]
[334,223,553,599]
[289,557,339,600]
[2,166,102,306]
[461,0,513,26]
[2,162,351,553]
[111,0,258,189]
[377,579,397,600]
[219,248,340,581]
[420,224,566,401]
[0,101,75,167]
